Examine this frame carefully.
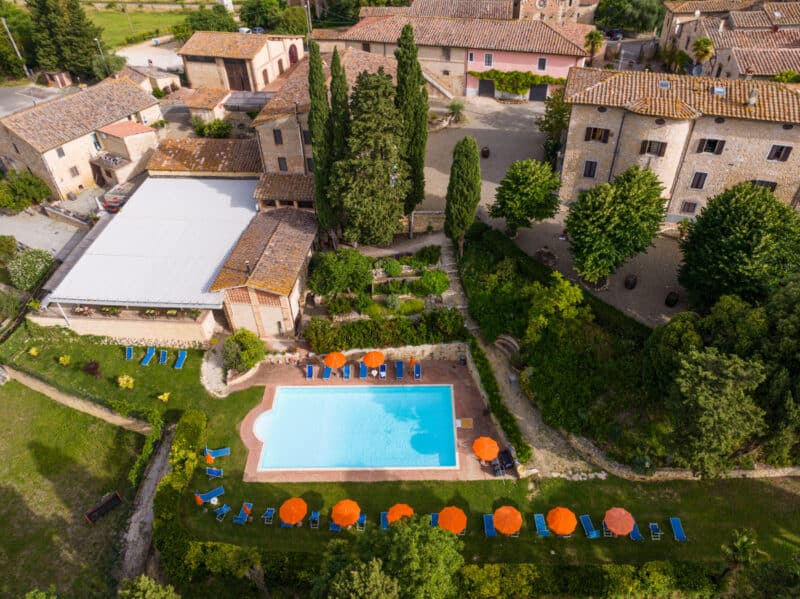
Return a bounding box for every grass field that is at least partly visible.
[88,9,186,48]
[0,380,142,597]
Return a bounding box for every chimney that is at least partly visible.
[718,19,725,33]
[245,260,251,273]
[748,89,759,107]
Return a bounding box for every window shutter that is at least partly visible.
[601,129,610,143]
[585,128,592,141]
[697,139,706,153]
[640,141,648,155]
[781,147,793,162]
[658,142,667,157]
[714,140,726,155]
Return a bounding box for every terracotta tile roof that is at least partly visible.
[340,15,589,56]
[732,47,800,75]
[563,67,800,123]
[311,27,348,40]
[98,121,155,137]
[184,87,231,109]
[0,77,159,153]
[253,48,397,123]
[119,65,148,84]
[696,16,800,49]
[664,0,757,14]
[210,207,318,295]
[408,0,514,19]
[359,6,410,18]
[147,138,262,174]
[179,31,295,59]
[728,10,772,29]
[126,64,179,79]
[254,173,315,202]
[764,2,800,26]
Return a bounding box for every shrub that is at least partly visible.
[383,257,403,277]
[5,171,50,204]
[413,245,441,266]
[193,118,231,138]
[127,409,164,488]
[0,290,18,320]
[82,360,101,378]
[385,293,400,310]
[223,328,265,372]
[152,87,166,99]
[0,234,16,265]
[308,249,373,297]
[7,249,53,291]
[396,298,425,315]
[364,302,389,320]
[353,293,372,313]
[326,295,353,317]
[27,346,38,357]
[377,279,410,295]
[117,374,135,389]
[58,355,70,367]
[0,183,30,213]
[158,392,170,403]
[411,269,450,296]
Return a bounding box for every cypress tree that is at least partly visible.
[394,24,428,214]
[444,136,481,256]
[26,0,62,72]
[61,0,103,80]
[328,47,350,167]
[308,41,334,232]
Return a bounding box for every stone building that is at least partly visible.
[147,138,263,178]
[660,0,759,48]
[359,0,599,24]
[178,31,304,91]
[559,68,800,221]
[118,64,181,95]
[0,77,162,200]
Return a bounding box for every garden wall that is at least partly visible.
[398,210,446,236]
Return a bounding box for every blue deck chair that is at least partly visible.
[141,347,155,366]
[356,513,367,531]
[359,361,368,378]
[343,364,351,380]
[330,521,342,532]
[310,511,320,529]
[125,346,133,361]
[381,512,389,530]
[306,364,314,379]
[159,349,167,365]
[204,447,231,459]
[280,520,293,529]
[233,502,253,525]
[322,366,332,380]
[483,514,497,537]
[174,350,187,370]
[603,520,615,537]
[649,522,663,540]
[379,364,387,379]
[534,513,551,537]
[195,486,225,503]
[630,522,645,541]
[206,467,223,479]
[395,361,404,379]
[214,504,231,522]
[580,515,601,539]
[262,507,275,525]
[430,513,439,527]
[670,517,688,541]
[414,363,421,380]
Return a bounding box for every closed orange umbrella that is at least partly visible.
[324,352,347,369]
[547,507,577,536]
[331,499,361,527]
[493,506,523,536]
[604,507,634,536]
[205,453,215,465]
[363,351,385,368]
[280,497,308,525]
[438,506,467,535]
[472,437,499,461]
[387,503,414,523]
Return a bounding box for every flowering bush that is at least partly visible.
[7,249,53,291]
[117,374,135,390]
[27,347,39,357]
[158,392,170,403]
[58,355,71,367]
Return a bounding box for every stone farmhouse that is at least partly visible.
[0,76,162,200]
[558,68,800,221]
[359,0,599,24]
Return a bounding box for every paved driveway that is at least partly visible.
[0,84,74,118]
[0,210,84,260]
[118,38,184,71]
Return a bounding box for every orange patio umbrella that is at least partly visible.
[387,503,414,524]
[331,499,361,527]
[472,436,500,462]
[280,497,308,525]
[547,507,577,536]
[493,506,523,536]
[438,506,467,535]
[205,453,215,465]
[194,493,204,506]
[324,352,347,369]
[363,351,385,369]
[604,507,635,536]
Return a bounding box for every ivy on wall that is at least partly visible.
[468,70,566,95]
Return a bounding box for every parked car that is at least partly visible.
[252,27,265,34]
[238,27,252,34]
[605,29,623,41]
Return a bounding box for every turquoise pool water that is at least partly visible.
[253,385,457,470]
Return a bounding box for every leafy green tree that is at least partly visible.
[91,51,126,80]
[328,558,400,599]
[585,29,604,66]
[117,575,181,598]
[524,272,592,347]
[444,136,481,256]
[6,171,50,204]
[328,69,409,246]
[172,6,237,42]
[24,588,58,599]
[489,159,561,236]
[308,41,334,231]
[700,294,768,357]
[323,0,360,21]
[0,234,16,265]
[222,328,265,372]
[7,248,53,290]
[0,1,32,77]
[678,183,800,309]
[275,6,308,35]
[308,248,373,296]
[238,0,281,30]
[595,0,665,32]
[675,348,766,478]
[0,181,31,212]
[691,36,714,65]
[734,558,800,599]
[328,47,350,167]
[565,166,664,283]
[394,23,428,214]
[535,87,570,166]
[641,312,703,398]
[26,0,63,71]
[773,69,800,83]
[722,528,767,570]
[60,0,103,79]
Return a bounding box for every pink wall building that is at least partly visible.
[465,49,585,97]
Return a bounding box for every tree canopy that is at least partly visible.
[275,6,309,35]
[585,29,604,66]
[536,87,570,166]
[308,41,333,232]
[171,6,237,42]
[595,0,665,33]
[117,575,181,599]
[444,136,481,255]
[238,0,282,30]
[489,159,561,236]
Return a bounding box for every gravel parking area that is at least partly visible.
[0,210,84,259]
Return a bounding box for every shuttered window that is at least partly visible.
[640,140,667,156]
[696,139,725,154]
[584,127,610,143]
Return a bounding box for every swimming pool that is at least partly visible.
[253,385,457,470]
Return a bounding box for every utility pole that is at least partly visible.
[2,17,30,78]
[94,37,111,77]
[305,0,313,34]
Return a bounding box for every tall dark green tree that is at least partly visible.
[327,69,409,245]
[0,1,33,77]
[61,0,103,79]
[26,0,62,71]
[328,47,350,167]
[444,136,481,256]
[308,41,334,232]
[238,0,282,30]
[394,23,428,214]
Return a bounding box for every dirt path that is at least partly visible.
[3,366,152,435]
[118,425,175,582]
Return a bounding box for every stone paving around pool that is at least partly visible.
[237,360,507,483]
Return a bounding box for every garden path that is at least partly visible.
[200,337,228,397]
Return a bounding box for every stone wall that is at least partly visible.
[398,210,446,236]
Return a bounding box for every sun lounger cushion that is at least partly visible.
[483,514,497,537]
[580,515,601,539]
[381,512,389,530]
[534,513,551,537]
[670,517,688,541]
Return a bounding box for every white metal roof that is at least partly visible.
[47,177,258,309]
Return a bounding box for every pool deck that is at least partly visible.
[237,360,506,483]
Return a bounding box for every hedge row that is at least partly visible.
[124,29,161,45]
[127,408,164,488]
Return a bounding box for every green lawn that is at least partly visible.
[88,9,186,48]
[0,380,142,597]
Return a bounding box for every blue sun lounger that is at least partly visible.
[322,366,332,380]
[204,447,231,459]
[262,507,275,525]
[414,364,421,380]
[306,364,314,379]
[381,512,389,530]
[630,522,645,541]
[395,361,404,379]
[356,513,367,531]
[534,513,551,537]
[233,502,253,525]
[649,522,663,540]
[483,514,497,537]
[580,515,601,539]
[125,346,133,361]
[430,513,439,527]
[195,486,224,503]
[310,511,320,529]
[343,364,351,380]
[281,520,293,529]
[206,467,223,479]
[174,350,187,370]
[670,517,688,541]
[603,521,614,537]
[141,347,155,366]
[330,521,341,532]
[159,349,168,365]
[379,364,387,379]
[214,504,231,521]
[359,361,368,378]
